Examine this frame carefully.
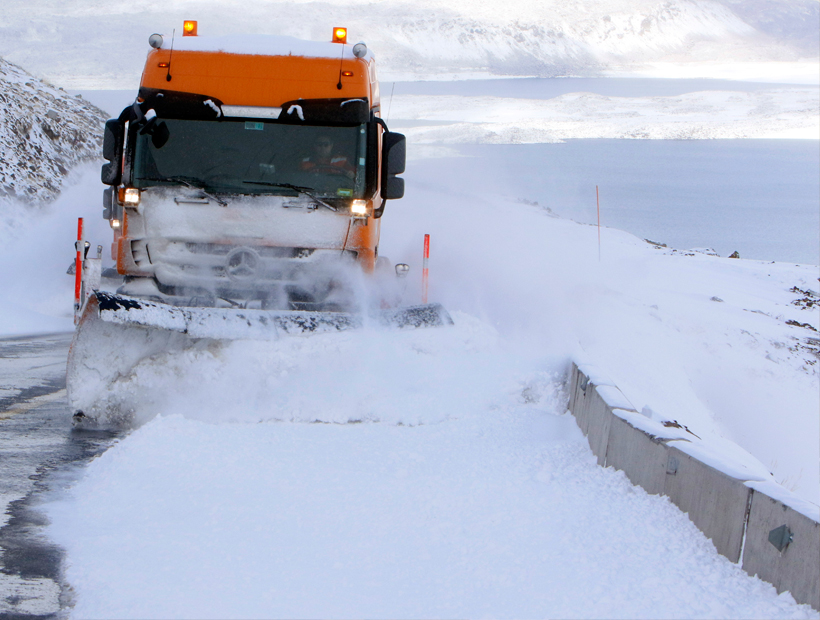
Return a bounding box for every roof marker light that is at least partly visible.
[342,71,354,77]
[183,20,198,36]
[332,27,347,44]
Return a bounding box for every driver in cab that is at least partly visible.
[300,136,355,179]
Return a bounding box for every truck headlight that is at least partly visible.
[123,188,141,207]
[351,200,368,216]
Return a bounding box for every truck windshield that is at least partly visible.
[132,119,367,199]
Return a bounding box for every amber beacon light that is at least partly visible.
[183,20,198,36]
[332,27,347,44]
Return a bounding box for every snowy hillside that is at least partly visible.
[0,58,105,204]
[0,0,817,88]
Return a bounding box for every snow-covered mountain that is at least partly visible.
[0,58,106,204]
[0,0,816,88]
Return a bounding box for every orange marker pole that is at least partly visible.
[74,217,84,323]
[596,186,601,262]
[422,234,430,304]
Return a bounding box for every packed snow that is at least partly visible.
[45,405,816,618]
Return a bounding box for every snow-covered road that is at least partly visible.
[45,402,814,618]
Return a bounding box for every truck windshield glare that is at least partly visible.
[134,119,367,198]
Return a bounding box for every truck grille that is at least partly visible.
[183,242,316,259]
[147,241,356,290]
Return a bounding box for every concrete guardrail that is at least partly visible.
[568,362,819,610]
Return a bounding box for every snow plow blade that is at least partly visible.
[67,291,452,423]
[88,291,452,336]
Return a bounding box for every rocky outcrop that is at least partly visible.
[0,57,106,203]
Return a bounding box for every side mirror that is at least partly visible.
[102,119,123,161]
[383,132,406,175]
[101,119,124,186]
[381,131,406,200]
[102,187,114,220]
[100,162,120,186]
[383,176,404,200]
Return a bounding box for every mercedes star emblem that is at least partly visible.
[225,247,260,281]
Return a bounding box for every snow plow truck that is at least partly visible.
[67,23,451,424]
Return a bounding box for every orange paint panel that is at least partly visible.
[116,212,148,276]
[345,210,380,272]
[142,50,372,106]
[116,237,127,275]
[117,237,151,276]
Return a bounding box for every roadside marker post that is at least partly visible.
[422,234,430,304]
[74,218,84,324]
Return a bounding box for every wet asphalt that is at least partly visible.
[0,334,119,619]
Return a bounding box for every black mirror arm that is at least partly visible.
[139,116,158,135]
[132,100,145,123]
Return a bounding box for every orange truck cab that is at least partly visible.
[100,25,406,311]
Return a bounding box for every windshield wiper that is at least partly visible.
[140,176,228,207]
[243,181,337,212]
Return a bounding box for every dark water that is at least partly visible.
[414,140,820,264]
